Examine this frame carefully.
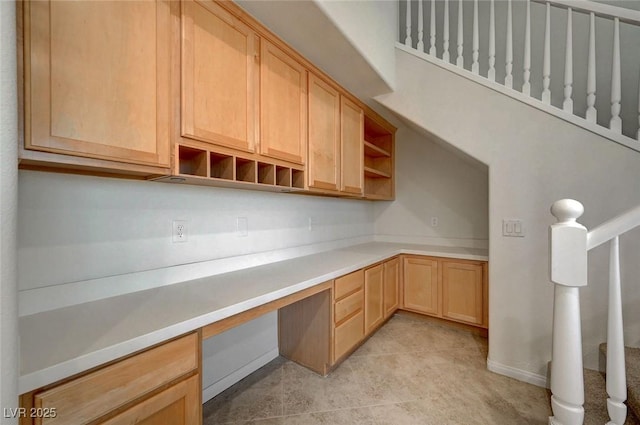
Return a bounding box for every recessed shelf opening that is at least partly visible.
[276,166,291,187]
[258,162,275,185]
[210,153,233,180]
[178,146,208,177]
[236,158,256,183]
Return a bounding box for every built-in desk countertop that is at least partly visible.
[19,242,488,394]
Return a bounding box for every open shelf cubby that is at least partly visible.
[179,146,208,177]
[363,113,395,200]
[276,166,291,187]
[172,144,305,193]
[236,158,256,183]
[258,162,275,185]
[292,169,305,189]
[210,152,233,180]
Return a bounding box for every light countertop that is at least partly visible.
[19,242,487,394]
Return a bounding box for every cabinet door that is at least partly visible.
[101,375,200,425]
[260,39,307,164]
[307,74,340,191]
[334,311,364,362]
[24,0,172,167]
[364,264,384,335]
[383,257,400,318]
[403,257,440,316]
[442,261,484,325]
[340,97,364,195]
[181,0,258,152]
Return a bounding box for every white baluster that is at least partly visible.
[610,17,622,133]
[505,0,513,88]
[418,0,425,51]
[607,236,627,425]
[443,0,450,62]
[563,8,573,113]
[456,0,464,68]
[586,12,597,123]
[405,0,413,47]
[549,199,587,425]
[472,0,479,74]
[522,0,531,95]
[488,0,496,82]
[429,0,437,55]
[542,2,551,105]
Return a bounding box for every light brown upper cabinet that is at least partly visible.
[340,97,364,195]
[181,0,258,153]
[260,39,307,165]
[307,74,340,191]
[21,0,172,172]
[403,257,440,316]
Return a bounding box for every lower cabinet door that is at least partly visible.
[101,374,200,425]
[364,264,384,335]
[383,257,400,318]
[334,311,364,362]
[442,261,484,325]
[403,257,440,316]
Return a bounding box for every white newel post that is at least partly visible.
[606,236,627,425]
[549,199,587,425]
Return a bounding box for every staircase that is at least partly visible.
[598,345,640,424]
[376,1,640,425]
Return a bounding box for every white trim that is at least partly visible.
[201,348,279,403]
[19,235,374,316]
[487,358,549,388]
[395,43,640,154]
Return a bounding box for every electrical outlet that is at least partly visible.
[237,217,248,237]
[431,216,439,227]
[172,220,188,243]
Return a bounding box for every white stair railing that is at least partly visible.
[549,199,640,425]
[400,0,640,152]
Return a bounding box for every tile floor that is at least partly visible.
[202,313,630,424]
[203,314,550,424]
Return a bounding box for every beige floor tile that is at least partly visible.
[203,314,621,424]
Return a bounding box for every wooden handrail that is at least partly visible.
[587,204,640,250]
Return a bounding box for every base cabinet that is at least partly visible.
[20,333,200,425]
[332,270,364,363]
[403,257,440,316]
[383,257,400,318]
[402,256,488,328]
[102,375,200,425]
[364,264,384,335]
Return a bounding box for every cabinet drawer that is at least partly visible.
[33,333,198,425]
[334,311,364,361]
[334,289,363,325]
[334,270,364,300]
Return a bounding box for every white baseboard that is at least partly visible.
[201,348,280,404]
[487,358,549,388]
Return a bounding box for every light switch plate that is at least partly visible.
[503,219,525,237]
